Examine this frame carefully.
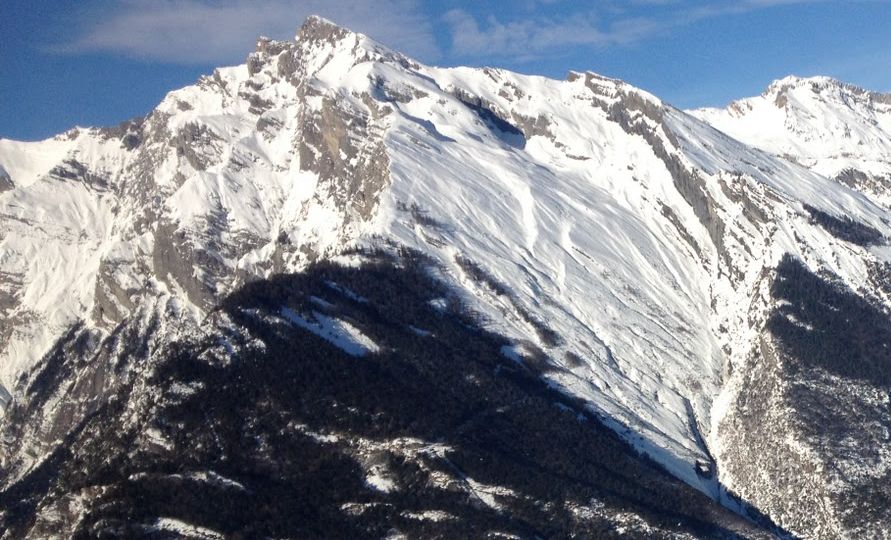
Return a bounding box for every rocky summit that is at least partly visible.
[1,16,890,539]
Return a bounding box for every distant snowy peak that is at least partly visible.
[691,76,891,206]
[765,75,891,108]
[715,75,891,121]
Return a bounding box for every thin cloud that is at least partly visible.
[56,0,439,65]
[444,0,889,62]
[444,8,659,59]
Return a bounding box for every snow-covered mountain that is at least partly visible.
[1,16,890,538]
[692,76,891,208]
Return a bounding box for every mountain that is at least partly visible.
[692,76,891,208]
[1,16,890,538]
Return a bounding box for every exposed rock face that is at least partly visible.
[834,168,891,208]
[97,117,145,151]
[0,165,12,193]
[297,95,391,222]
[91,258,140,326]
[1,15,891,539]
[171,122,223,171]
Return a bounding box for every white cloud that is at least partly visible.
[443,0,891,61]
[57,0,439,64]
[444,8,659,60]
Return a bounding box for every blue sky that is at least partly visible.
[3,0,890,141]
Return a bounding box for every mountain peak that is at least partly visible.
[765,75,841,103]
[767,74,837,91]
[764,75,891,109]
[295,15,354,44]
[251,15,357,58]
[248,15,397,85]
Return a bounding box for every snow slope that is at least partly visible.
[1,18,890,532]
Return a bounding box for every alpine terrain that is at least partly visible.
[1,16,890,539]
